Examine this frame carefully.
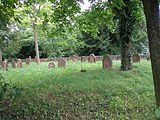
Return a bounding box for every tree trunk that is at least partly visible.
[34,28,40,65]
[142,0,160,109]
[112,0,136,71]
[121,40,132,71]
[118,0,133,71]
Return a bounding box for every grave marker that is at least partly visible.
[26,58,30,65]
[11,60,16,68]
[71,55,77,61]
[2,61,8,71]
[102,55,112,69]
[17,59,22,68]
[58,58,66,68]
[132,54,140,63]
[81,56,86,62]
[88,54,96,63]
[48,62,55,69]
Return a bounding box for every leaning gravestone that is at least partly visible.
[88,54,96,63]
[48,62,55,69]
[17,59,22,68]
[81,56,86,62]
[102,55,112,69]
[26,58,30,65]
[132,54,140,63]
[58,58,66,68]
[2,61,8,71]
[11,60,16,68]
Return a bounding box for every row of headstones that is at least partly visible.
[1,53,141,71]
[1,59,30,71]
[48,53,141,69]
[48,54,112,69]
[48,54,97,69]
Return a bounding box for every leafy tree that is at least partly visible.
[77,24,121,56]
[15,1,54,64]
[0,0,19,63]
[110,0,142,71]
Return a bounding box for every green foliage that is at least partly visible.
[0,0,19,29]
[111,0,143,70]
[75,0,146,57]
[0,60,156,119]
[0,73,22,102]
[77,25,121,56]
[155,108,160,118]
[0,24,22,59]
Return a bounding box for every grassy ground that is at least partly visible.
[0,60,156,120]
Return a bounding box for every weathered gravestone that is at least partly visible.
[48,62,55,69]
[71,55,77,61]
[29,56,32,62]
[102,55,112,69]
[11,60,16,68]
[17,59,22,68]
[2,61,8,71]
[26,58,30,65]
[58,58,66,68]
[88,54,96,63]
[81,56,86,62]
[132,54,140,63]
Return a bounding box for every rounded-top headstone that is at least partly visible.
[2,61,8,71]
[48,62,55,69]
[71,55,77,61]
[132,54,140,63]
[88,54,96,63]
[81,56,86,62]
[17,59,22,68]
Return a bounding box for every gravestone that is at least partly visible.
[17,59,22,68]
[48,62,55,69]
[29,56,32,62]
[132,54,140,63]
[71,55,77,61]
[88,54,96,63]
[26,58,30,65]
[102,55,112,69]
[2,61,8,71]
[11,60,16,68]
[81,56,86,62]
[58,58,66,68]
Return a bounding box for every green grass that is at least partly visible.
[0,60,156,120]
